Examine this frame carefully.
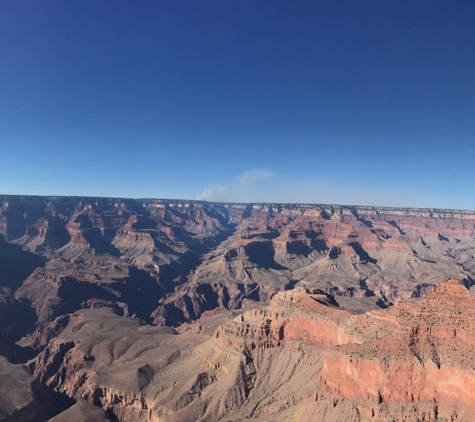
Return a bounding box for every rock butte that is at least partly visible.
[1,195,475,420]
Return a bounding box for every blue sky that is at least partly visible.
[1,1,474,209]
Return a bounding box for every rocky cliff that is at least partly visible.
[316,279,475,421]
[2,196,475,330]
[26,279,475,421]
[213,279,475,421]
[2,195,475,420]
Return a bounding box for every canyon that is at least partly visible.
[1,195,475,421]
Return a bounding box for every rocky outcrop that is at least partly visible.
[0,356,62,422]
[2,195,475,329]
[26,307,266,422]
[212,279,475,421]
[0,197,239,329]
[156,203,475,324]
[4,196,475,420]
[214,288,356,350]
[316,279,475,421]
[46,401,109,422]
[20,279,475,421]
[217,279,475,420]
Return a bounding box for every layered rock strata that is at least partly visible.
[2,196,475,420]
[1,195,475,329]
[216,280,475,421]
[316,279,475,421]
[28,280,475,421]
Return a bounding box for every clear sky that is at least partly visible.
[1,1,474,209]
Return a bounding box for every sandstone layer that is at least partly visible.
[22,279,475,421]
[1,196,475,330]
[1,196,475,420]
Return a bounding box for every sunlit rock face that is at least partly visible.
[3,195,475,420]
[2,195,475,330]
[28,280,475,421]
[316,280,475,421]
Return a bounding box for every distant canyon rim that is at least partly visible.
[1,195,475,421]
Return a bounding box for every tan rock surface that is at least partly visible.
[316,279,475,421]
[0,355,61,422]
[3,196,475,421]
[1,196,475,330]
[29,280,475,421]
[47,401,108,422]
[0,356,37,421]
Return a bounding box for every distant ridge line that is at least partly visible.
[0,194,474,214]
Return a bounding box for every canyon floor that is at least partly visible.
[1,195,475,421]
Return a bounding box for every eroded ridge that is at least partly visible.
[215,279,475,421]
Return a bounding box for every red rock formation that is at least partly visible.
[313,280,475,421]
[215,288,358,350]
[2,196,475,329]
[3,196,475,420]
[19,279,475,421]
[211,280,475,421]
